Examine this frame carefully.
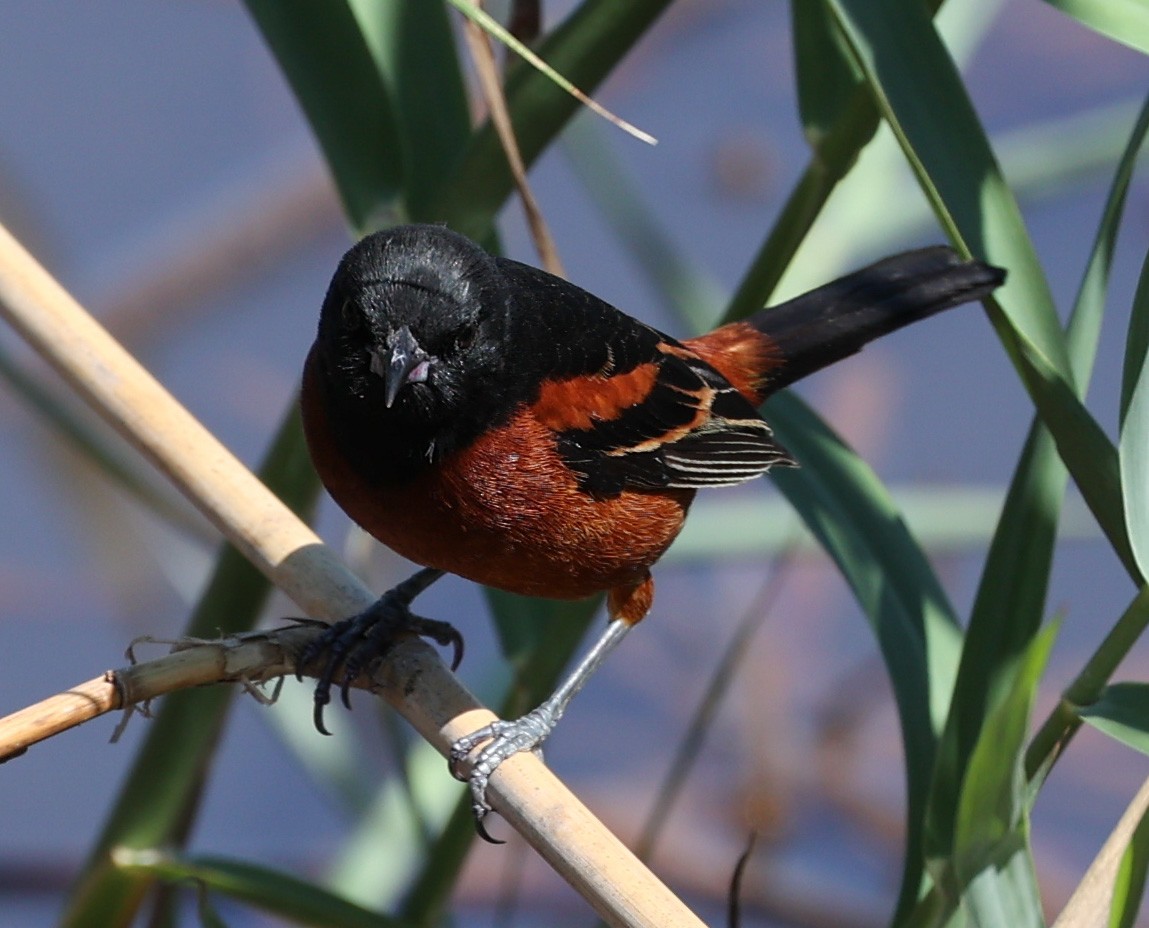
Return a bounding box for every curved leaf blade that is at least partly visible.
[243,0,406,231]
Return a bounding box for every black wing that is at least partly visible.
[498,256,792,499]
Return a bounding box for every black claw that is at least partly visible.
[294,568,457,735]
[475,815,505,845]
[449,631,464,671]
[313,693,333,737]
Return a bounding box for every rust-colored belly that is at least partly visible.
[303,371,692,602]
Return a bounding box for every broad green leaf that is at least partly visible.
[1027,587,1149,780]
[347,0,471,224]
[927,425,1065,861]
[1079,683,1149,755]
[118,851,407,928]
[953,623,1056,871]
[825,0,1067,372]
[1042,0,1149,56]
[1122,249,1149,423]
[1122,213,1149,577]
[931,92,1149,865]
[242,0,405,232]
[825,0,1137,580]
[792,1,871,154]
[958,845,1045,928]
[1122,306,1149,580]
[927,625,1057,927]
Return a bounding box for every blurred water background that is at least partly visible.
[2,1,1149,925]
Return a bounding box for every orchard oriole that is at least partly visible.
[299,224,1004,832]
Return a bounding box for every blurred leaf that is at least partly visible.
[725,85,877,320]
[1079,683,1149,755]
[923,624,1056,927]
[766,390,962,922]
[825,0,1139,580]
[62,404,321,925]
[434,0,674,239]
[1042,0,1149,55]
[120,851,407,928]
[953,624,1055,868]
[348,0,471,223]
[485,590,600,698]
[260,679,377,815]
[324,738,460,909]
[1122,271,1149,580]
[1109,799,1149,928]
[194,885,229,928]
[723,0,887,319]
[666,486,1098,562]
[0,340,208,540]
[931,90,1149,869]
[397,791,485,925]
[792,1,870,153]
[562,112,724,333]
[731,0,1007,318]
[825,0,1065,368]
[242,0,405,232]
[1121,165,1149,577]
[767,392,963,721]
[1027,587,1149,781]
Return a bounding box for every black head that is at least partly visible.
[312,224,521,481]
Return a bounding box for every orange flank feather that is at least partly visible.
[532,362,660,431]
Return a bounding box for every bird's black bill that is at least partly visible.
[381,324,430,408]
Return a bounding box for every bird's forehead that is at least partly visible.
[358,278,477,334]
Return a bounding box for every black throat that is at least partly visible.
[314,347,531,486]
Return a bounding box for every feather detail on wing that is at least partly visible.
[535,343,793,500]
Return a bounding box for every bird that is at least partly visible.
[297,223,1005,834]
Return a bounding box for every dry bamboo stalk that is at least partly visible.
[1052,771,1149,927]
[462,10,565,277]
[0,220,706,928]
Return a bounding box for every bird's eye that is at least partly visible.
[452,327,477,353]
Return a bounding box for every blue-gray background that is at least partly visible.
[1,2,1148,925]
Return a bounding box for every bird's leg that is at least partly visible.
[296,567,459,734]
[449,617,633,841]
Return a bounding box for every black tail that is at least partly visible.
[750,247,1005,392]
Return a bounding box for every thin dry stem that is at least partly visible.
[463,9,564,276]
[450,0,657,146]
[0,220,704,928]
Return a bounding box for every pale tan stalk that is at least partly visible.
[0,221,704,928]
